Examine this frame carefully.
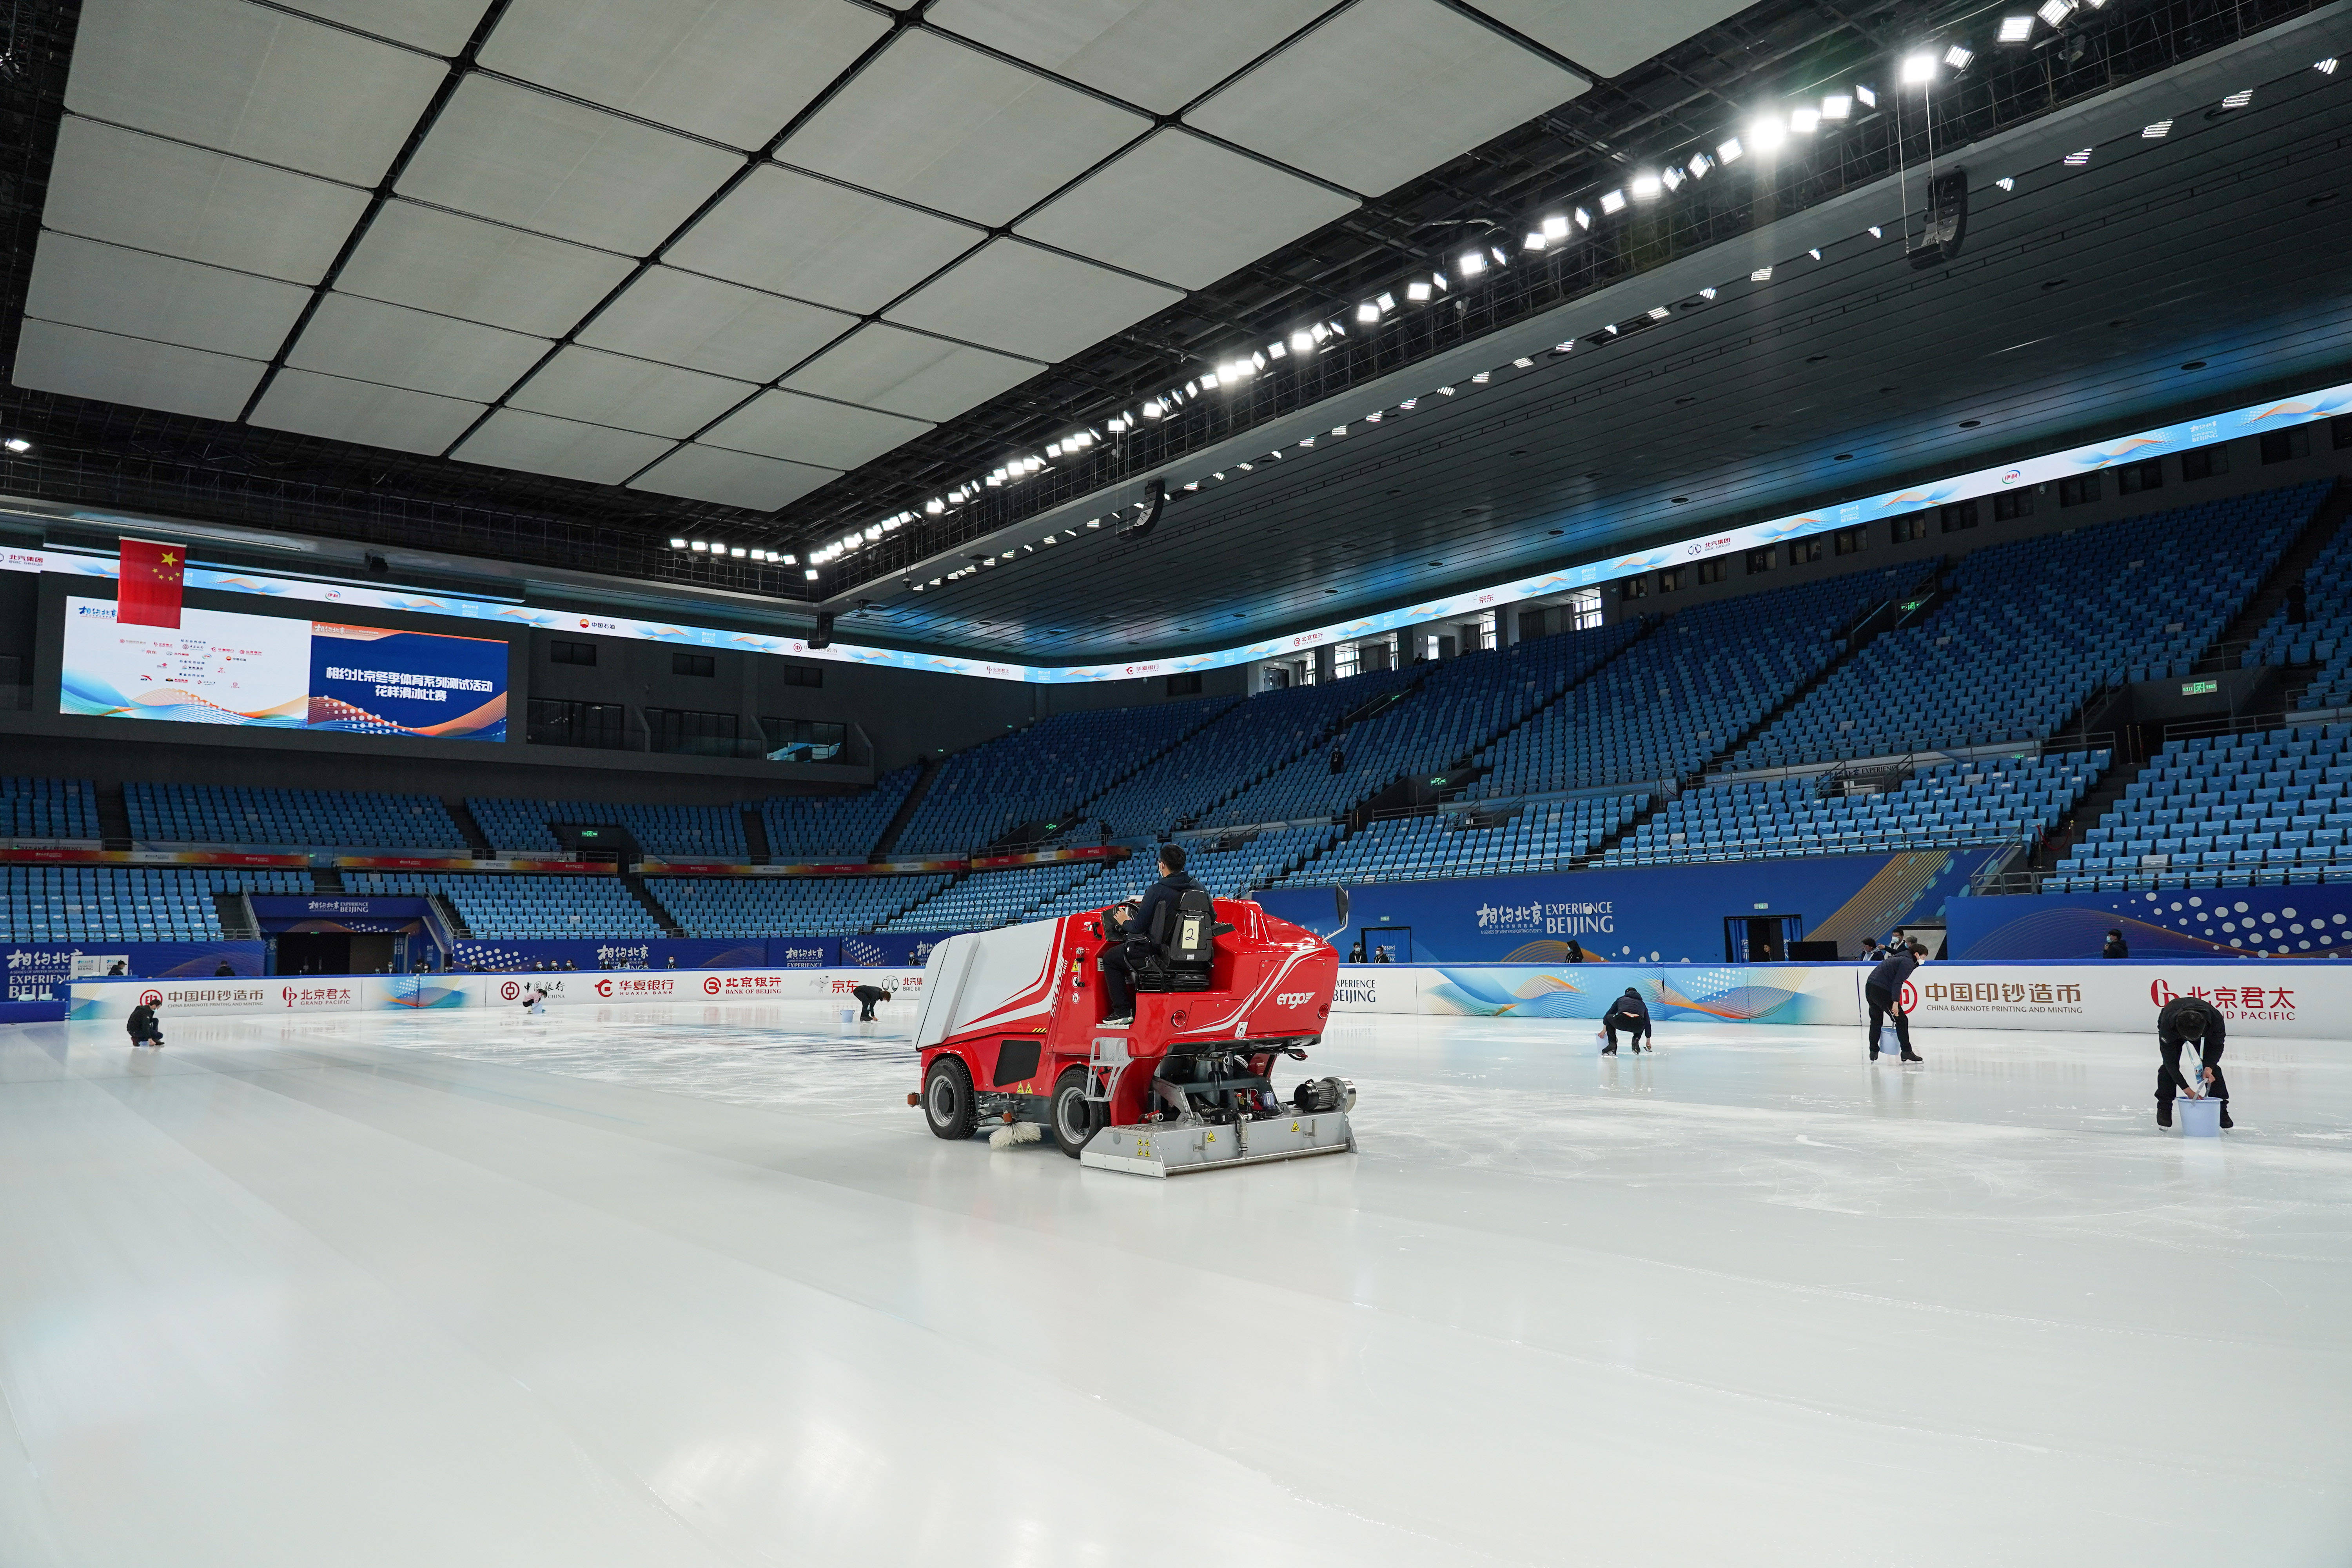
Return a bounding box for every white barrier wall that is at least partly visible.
[1331,962,2351,1040]
[67,969,928,1020]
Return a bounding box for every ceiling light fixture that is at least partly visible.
[1748,115,1785,152]
[1998,14,2034,40]
[1900,51,1936,85]
[1944,44,1973,69]
[1995,176,2015,190]
[2220,87,2254,109]
[1599,188,1627,214]
[2063,147,2091,165]
[1855,83,1877,107]
[1688,154,1713,179]
[1788,107,1819,133]
[1821,93,1852,119]
[2143,119,2172,137]
[1631,171,1662,200]
[2036,0,2073,24]
[1541,212,1570,239]
[668,537,686,548]
[1661,167,1684,191]
[1407,278,1433,300]
[1751,265,1772,281]
[2318,56,2339,74]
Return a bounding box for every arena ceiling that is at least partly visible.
[0,0,2343,661]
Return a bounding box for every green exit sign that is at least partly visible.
[2181,679,2218,696]
[579,828,600,837]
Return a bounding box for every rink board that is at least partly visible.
[1336,962,2349,1040]
[66,967,927,1020]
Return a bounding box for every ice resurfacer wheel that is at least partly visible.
[1049,1066,1100,1158]
[923,1056,978,1140]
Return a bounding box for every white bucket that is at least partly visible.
[838,1006,858,1024]
[2177,1097,2223,1137]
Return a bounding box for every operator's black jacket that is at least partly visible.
[125,1003,160,1042]
[1866,950,1920,997]
[1124,870,1202,946]
[2102,935,2130,958]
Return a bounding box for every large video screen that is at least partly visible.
[61,599,508,742]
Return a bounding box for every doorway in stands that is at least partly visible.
[273,933,398,975]
[1367,924,1411,962]
[1723,914,1804,964]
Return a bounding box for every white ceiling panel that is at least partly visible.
[452,408,674,485]
[575,267,856,384]
[66,0,446,187]
[274,0,491,55]
[479,0,890,152]
[780,323,1043,423]
[1185,0,1585,196]
[665,165,985,317]
[1015,128,1355,289]
[42,116,370,284]
[508,344,754,439]
[250,368,487,455]
[287,293,550,401]
[395,75,740,255]
[927,0,1336,114]
[24,231,311,360]
[628,444,842,511]
[778,30,1150,226]
[702,389,931,471]
[334,200,636,338]
[1475,0,1751,79]
[11,318,264,420]
[884,237,1181,363]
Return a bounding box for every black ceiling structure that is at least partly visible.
[0,0,2337,652]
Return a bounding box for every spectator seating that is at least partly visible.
[759,765,922,859]
[346,872,665,938]
[882,862,1105,931]
[645,873,949,937]
[467,797,746,858]
[894,696,1238,855]
[2244,510,2352,710]
[127,782,464,849]
[1482,566,1913,799]
[1205,624,1642,828]
[2048,724,2352,888]
[1065,669,1417,839]
[1607,752,2105,866]
[1735,485,2327,769]
[1176,825,1344,898]
[1,777,100,841]
[1280,796,1644,884]
[1,865,309,941]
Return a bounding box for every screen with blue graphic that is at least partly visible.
[62,599,507,742]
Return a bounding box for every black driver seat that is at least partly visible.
[1129,887,1222,994]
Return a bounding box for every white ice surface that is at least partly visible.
[1,1005,2347,1566]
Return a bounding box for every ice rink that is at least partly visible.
[1,1002,2347,1566]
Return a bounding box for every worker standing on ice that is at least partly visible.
[1866,939,1927,1063]
[2154,992,2230,1129]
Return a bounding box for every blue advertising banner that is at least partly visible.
[767,937,842,969]
[4,940,265,998]
[251,894,431,932]
[840,931,957,968]
[1945,885,2352,960]
[449,937,769,971]
[1255,853,1982,964]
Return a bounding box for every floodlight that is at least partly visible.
[2319,57,2339,74]
[1600,188,1627,214]
[2221,87,2253,108]
[2036,0,2072,24]
[1822,93,1852,119]
[1309,323,1328,343]
[1542,212,1570,238]
[1512,357,1534,368]
[730,546,747,558]
[668,537,686,548]
[1751,266,1772,281]
[1407,278,1432,300]
[1789,108,1819,133]
[1748,114,1786,152]
[2063,147,2091,165]
[781,553,797,564]
[1699,287,1717,299]
[1458,249,1487,277]
[804,569,818,581]
[690,540,709,552]
[1900,52,1936,85]
[1688,154,1712,179]
[1631,171,1662,199]
[1944,44,1973,69]
[1045,441,1062,456]
[1374,294,1394,314]
[1431,270,1448,292]
[1855,83,1877,107]
[1998,14,2033,40]
[1662,167,1684,191]
[1575,206,1592,228]
[2,436,31,454]
[1523,230,1547,249]
[1646,306,1670,319]
[1996,177,2014,189]
[1290,330,1314,352]
[1356,301,1380,323]
[1868,224,1883,237]
[2143,119,2172,137]
[1808,247,1822,260]
[926,498,945,513]
[1717,136,1745,163]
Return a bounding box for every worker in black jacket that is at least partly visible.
[851,981,894,1022]
[125,996,164,1050]
[1601,987,1651,1054]
[2155,993,2230,1129]
[1099,843,1201,1026]
[2102,929,2130,959]
[1866,940,1927,1062]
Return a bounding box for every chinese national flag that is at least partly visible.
[117,537,185,628]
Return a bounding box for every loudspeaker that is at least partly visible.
[809,612,833,650]
[1908,167,1967,269]
[1124,478,1166,540]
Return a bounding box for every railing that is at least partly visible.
[2162,701,2352,747]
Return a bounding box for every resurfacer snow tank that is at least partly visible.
[908,889,1354,1176]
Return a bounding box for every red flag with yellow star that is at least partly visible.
[117,537,185,628]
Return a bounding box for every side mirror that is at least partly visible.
[1325,886,1351,941]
